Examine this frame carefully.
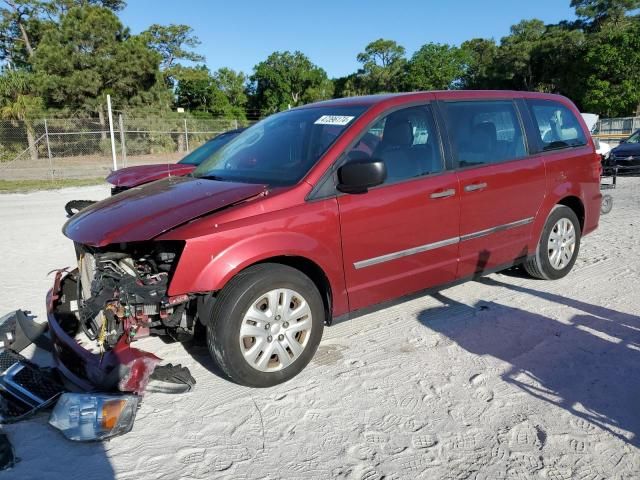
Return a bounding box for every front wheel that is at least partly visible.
[524,205,581,280]
[204,263,324,387]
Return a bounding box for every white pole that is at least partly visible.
[118,113,127,168]
[44,118,52,160]
[106,94,117,171]
[184,118,189,152]
[44,119,54,181]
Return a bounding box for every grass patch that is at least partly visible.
[0,178,105,193]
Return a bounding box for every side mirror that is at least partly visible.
[619,139,626,144]
[337,159,386,194]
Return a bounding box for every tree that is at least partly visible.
[51,0,126,12]
[460,38,499,89]
[209,67,247,119]
[405,43,468,91]
[580,17,640,116]
[174,65,212,112]
[31,5,161,116]
[0,0,125,66]
[356,38,406,93]
[251,51,332,115]
[0,69,43,159]
[0,0,43,64]
[143,23,204,72]
[495,19,547,90]
[333,73,368,98]
[529,25,585,95]
[571,0,640,25]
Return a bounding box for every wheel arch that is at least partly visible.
[252,256,333,324]
[557,195,585,231]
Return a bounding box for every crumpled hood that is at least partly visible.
[105,163,196,188]
[64,176,267,246]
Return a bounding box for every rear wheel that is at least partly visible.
[524,205,581,280]
[205,263,324,387]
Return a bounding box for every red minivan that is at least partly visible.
[50,91,601,389]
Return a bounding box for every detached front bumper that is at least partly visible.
[46,269,160,394]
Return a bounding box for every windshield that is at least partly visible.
[626,130,640,144]
[193,106,367,185]
[178,131,242,165]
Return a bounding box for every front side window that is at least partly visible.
[194,106,367,185]
[442,100,527,167]
[345,105,443,184]
[528,100,587,151]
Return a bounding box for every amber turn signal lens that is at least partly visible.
[101,399,127,430]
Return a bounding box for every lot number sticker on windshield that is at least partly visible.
[314,115,355,126]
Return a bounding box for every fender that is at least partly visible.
[527,146,601,253]
[163,201,349,317]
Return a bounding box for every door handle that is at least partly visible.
[430,188,456,199]
[464,182,487,192]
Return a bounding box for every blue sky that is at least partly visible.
[121,0,577,78]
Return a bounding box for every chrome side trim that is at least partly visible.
[459,217,534,242]
[354,236,460,269]
[352,216,535,269]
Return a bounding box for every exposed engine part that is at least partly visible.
[74,242,193,350]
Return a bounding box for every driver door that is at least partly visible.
[337,104,461,311]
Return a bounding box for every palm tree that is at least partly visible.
[0,71,44,160]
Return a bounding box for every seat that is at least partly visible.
[374,116,423,182]
[461,122,497,165]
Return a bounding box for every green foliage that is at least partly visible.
[333,73,368,98]
[31,5,161,113]
[581,17,640,116]
[0,69,43,119]
[209,68,248,119]
[405,43,469,91]
[356,38,406,93]
[571,0,640,23]
[495,19,547,90]
[460,38,499,89]
[175,65,248,120]
[1,0,640,124]
[143,23,204,71]
[251,51,332,115]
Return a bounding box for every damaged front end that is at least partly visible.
[74,241,192,348]
[48,240,196,394]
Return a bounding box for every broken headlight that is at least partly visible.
[49,393,140,441]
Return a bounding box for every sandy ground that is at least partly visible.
[1,179,639,480]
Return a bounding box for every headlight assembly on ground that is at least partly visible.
[49,393,140,441]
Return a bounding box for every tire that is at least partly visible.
[524,205,581,280]
[204,263,324,387]
[600,194,613,214]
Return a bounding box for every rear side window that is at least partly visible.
[441,100,527,167]
[527,100,587,151]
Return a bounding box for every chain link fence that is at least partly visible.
[0,115,251,181]
[2,113,637,181]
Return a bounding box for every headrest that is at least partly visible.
[382,118,414,147]
[470,122,497,151]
